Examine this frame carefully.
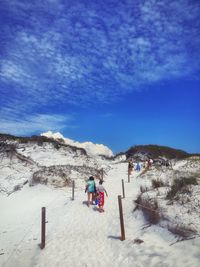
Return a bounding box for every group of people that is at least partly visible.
[128,160,141,174]
[85,176,108,213]
[128,158,154,174]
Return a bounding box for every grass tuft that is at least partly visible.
[135,195,162,224]
[166,177,198,200]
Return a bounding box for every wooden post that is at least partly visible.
[72,180,75,200]
[118,195,125,241]
[128,171,130,183]
[101,168,104,180]
[41,207,46,249]
[122,179,125,199]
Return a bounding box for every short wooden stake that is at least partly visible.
[122,179,125,198]
[40,207,46,249]
[72,180,75,200]
[101,168,104,180]
[118,195,125,241]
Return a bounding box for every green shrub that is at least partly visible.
[126,144,189,159]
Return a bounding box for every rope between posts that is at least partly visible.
[123,199,159,213]
[3,176,77,264]
[123,196,200,219]
[134,203,160,213]
[120,194,160,214]
[3,193,63,267]
[2,215,40,267]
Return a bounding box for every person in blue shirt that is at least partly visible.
[136,162,141,172]
[85,176,96,207]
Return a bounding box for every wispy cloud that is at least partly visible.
[0,0,200,115]
[0,113,73,136]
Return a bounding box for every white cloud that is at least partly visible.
[0,114,73,136]
[41,131,114,157]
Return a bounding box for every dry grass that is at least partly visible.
[134,195,163,224]
[167,224,197,238]
[140,185,149,193]
[166,177,198,200]
[152,179,165,189]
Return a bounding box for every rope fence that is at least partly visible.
[118,163,200,242]
[2,162,199,266]
[2,180,78,266]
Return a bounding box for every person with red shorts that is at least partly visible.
[96,180,108,212]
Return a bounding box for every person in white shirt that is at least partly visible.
[96,180,108,213]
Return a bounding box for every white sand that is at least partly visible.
[1,162,200,267]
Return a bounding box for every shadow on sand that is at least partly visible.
[107,235,121,240]
[82,201,89,206]
[93,206,99,212]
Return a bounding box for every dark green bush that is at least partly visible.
[126,144,189,160]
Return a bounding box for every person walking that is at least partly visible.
[85,176,96,207]
[128,160,134,175]
[136,162,141,172]
[96,180,108,213]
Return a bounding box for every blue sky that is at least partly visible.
[0,0,200,153]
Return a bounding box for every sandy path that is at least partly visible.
[32,163,140,267]
[3,163,200,267]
